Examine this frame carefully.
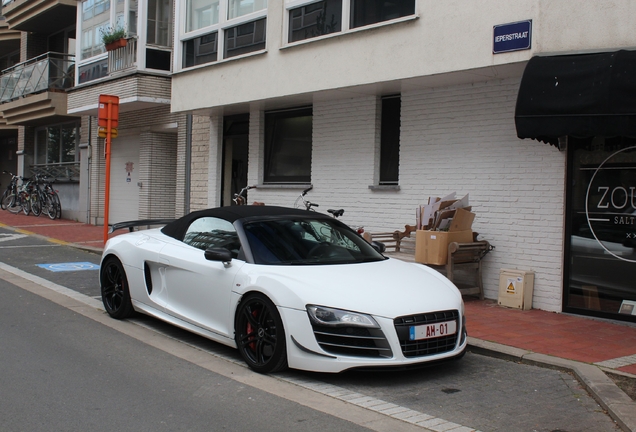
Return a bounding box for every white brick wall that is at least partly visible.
[240,78,565,312]
[400,79,565,311]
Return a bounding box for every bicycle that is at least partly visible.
[34,174,61,220]
[22,177,43,216]
[1,171,23,214]
[294,186,363,234]
[233,185,257,205]
[0,171,21,213]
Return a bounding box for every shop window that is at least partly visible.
[379,95,400,185]
[183,32,218,67]
[289,0,342,43]
[565,136,636,323]
[350,0,415,29]
[264,107,312,184]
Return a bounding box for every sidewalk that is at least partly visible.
[1,210,635,431]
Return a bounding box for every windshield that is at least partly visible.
[242,218,386,265]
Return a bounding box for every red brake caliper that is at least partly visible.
[246,308,258,351]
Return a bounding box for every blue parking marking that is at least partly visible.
[37,262,100,272]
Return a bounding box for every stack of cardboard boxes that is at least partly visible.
[415,193,475,265]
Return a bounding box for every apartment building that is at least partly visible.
[0,0,80,217]
[169,0,636,322]
[65,0,188,225]
[0,9,19,186]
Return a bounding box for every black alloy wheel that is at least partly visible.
[235,293,288,373]
[100,256,134,319]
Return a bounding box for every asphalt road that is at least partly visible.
[0,227,623,432]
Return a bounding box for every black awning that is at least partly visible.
[515,50,636,146]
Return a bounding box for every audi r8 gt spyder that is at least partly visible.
[100,206,467,373]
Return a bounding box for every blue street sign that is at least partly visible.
[37,262,100,272]
[493,20,532,54]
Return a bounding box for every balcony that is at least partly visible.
[68,38,172,117]
[1,0,76,34]
[0,52,76,126]
[108,38,138,75]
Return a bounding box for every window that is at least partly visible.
[228,0,267,19]
[264,107,312,184]
[289,0,342,43]
[181,0,267,68]
[183,32,218,67]
[34,123,80,165]
[350,0,415,29]
[78,0,143,82]
[286,0,415,43]
[224,18,266,58]
[185,0,219,32]
[183,217,240,257]
[80,0,109,60]
[147,0,172,46]
[379,95,400,185]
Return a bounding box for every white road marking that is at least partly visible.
[0,233,27,243]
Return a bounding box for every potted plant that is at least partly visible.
[100,26,128,51]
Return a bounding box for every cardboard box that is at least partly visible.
[415,230,474,265]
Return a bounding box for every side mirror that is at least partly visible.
[371,241,386,254]
[204,247,233,263]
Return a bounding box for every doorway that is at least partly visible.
[221,114,249,207]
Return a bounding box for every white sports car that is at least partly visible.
[100,206,467,373]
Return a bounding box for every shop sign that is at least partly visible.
[493,20,532,54]
[585,146,636,263]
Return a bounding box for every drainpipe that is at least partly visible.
[184,114,192,214]
[86,117,92,223]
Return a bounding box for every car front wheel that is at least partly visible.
[100,256,134,319]
[235,293,288,373]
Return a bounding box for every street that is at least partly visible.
[0,228,622,432]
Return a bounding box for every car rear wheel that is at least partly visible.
[235,293,288,373]
[100,256,134,319]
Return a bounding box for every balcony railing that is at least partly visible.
[108,38,138,74]
[0,52,75,103]
[30,162,80,182]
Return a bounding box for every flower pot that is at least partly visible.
[105,38,128,51]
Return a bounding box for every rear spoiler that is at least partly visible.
[109,219,176,234]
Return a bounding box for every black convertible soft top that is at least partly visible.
[161,205,327,241]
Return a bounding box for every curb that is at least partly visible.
[468,337,636,432]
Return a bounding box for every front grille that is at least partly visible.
[394,310,460,358]
[310,324,392,358]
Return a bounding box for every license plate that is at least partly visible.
[409,320,457,341]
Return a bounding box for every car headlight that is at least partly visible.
[306,305,379,328]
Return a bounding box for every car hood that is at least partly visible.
[243,257,463,318]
